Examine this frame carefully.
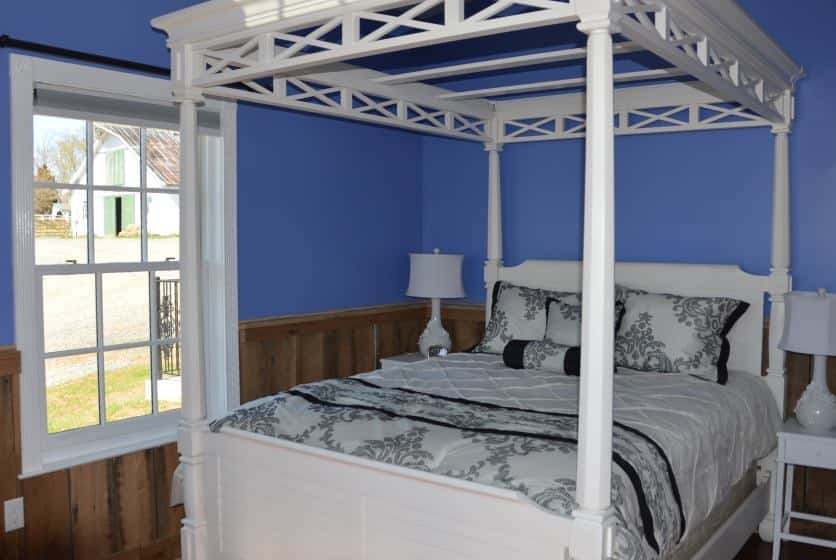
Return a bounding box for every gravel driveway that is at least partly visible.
[38,236,179,386]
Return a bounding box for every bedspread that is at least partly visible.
[210,353,779,559]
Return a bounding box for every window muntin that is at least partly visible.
[35,113,182,435]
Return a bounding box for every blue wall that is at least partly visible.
[0,1,423,344]
[3,1,835,343]
[422,0,836,303]
[236,106,422,319]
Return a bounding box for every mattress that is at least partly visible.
[211,353,780,560]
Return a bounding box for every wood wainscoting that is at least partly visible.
[238,302,485,403]
[0,346,183,560]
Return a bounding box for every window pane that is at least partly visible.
[33,115,87,184]
[154,271,181,341]
[43,274,96,353]
[93,191,141,263]
[92,122,140,187]
[156,343,181,413]
[34,188,88,265]
[103,272,149,346]
[104,347,151,422]
[146,128,179,188]
[148,193,179,262]
[46,353,99,433]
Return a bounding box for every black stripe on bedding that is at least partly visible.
[350,377,684,541]
[348,376,686,542]
[290,380,683,553]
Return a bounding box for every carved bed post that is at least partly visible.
[759,117,793,543]
[173,44,210,560]
[484,118,503,321]
[572,5,617,560]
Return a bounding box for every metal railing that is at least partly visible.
[157,277,181,377]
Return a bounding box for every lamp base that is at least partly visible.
[418,317,451,357]
[418,298,451,357]
[795,355,836,431]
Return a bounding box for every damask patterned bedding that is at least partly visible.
[211,353,780,560]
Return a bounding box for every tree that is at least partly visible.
[35,133,85,184]
[34,164,59,215]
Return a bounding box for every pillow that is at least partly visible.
[544,290,630,347]
[613,292,749,384]
[474,282,573,354]
[503,339,580,376]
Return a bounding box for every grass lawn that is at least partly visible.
[47,364,180,433]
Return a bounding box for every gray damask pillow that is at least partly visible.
[503,339,580,375]
[474,282,573,354]
[613,292,749,384]
[544,289,631,347]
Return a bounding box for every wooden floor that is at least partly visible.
[735,535,835,559]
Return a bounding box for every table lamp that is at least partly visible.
[407,249,465,356]
[780,289,836,430]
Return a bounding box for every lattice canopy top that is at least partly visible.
[152,0,804,143]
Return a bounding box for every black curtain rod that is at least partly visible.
[0,34,170,77]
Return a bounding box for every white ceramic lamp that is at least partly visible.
[407,249,465,356]
[780,289,836,431]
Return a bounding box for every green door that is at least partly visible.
[104,196,117,236]
[103,195,134,236]
[121,195,135,231]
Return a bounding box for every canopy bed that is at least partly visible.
[151,1,804,558]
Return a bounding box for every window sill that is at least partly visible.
[20,412,180,479]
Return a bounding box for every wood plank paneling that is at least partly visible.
[238,338,271,404]
[151,444,184,541]
[70,458,114,559]
[300,332,326,385]
[112,451,156,551]
[376,321,400,361]
[0,346,21,378]
[0,355,22,560]
[353,326,376,374]
[238,303,428,402]
[23,469,73,559]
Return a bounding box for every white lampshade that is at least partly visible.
[406,252,465,299]
[779,290,836,356]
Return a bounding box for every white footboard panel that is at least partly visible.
[204,428,573,560]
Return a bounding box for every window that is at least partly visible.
[12,55,240,476]
[34,116,182,434]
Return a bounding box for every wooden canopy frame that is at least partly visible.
[152,1,804,558]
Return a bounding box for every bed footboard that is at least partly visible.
[203,429,573,560]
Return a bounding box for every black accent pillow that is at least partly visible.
[503,339,581,376]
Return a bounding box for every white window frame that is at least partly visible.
[11,54,239,477]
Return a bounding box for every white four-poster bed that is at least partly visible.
[151,1,804,558]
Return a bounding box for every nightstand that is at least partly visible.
[379,352,427,370]
[772,418,836,559]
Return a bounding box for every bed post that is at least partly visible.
[173,44,210,560]
[484,118,503,319]
[759,114,793,543]
[572,5,617,560]
[766,121,792,418]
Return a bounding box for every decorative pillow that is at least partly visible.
[474,282,573,354]
[545,291,629,347]
[503,339,580,376]
[613,292,749,384]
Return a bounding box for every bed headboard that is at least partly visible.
[486,260,770,377]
